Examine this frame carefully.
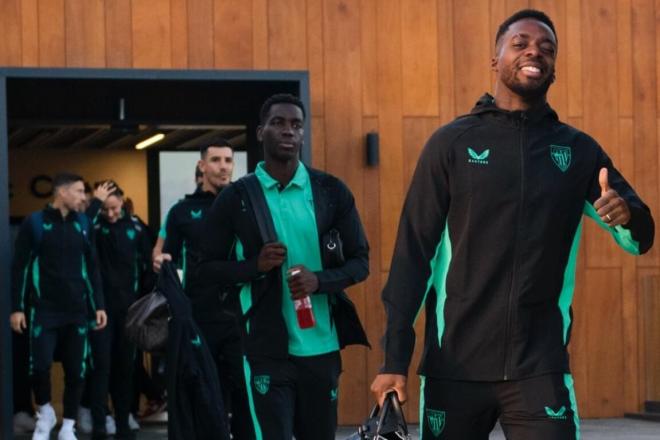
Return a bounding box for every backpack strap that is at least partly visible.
[29,211,44,255]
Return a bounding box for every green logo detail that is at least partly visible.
[254,375,270,395]
[426,408,446,437]
[330,388,338,402]
[77,326,86,336]
[550,145,572,172]
[126,229,136,240]
[101,227,110,235]
[468,147,490,165]
[190,209,203,220]
[545,405,567,419]
[43,223,53,231]
[191,334,201,347]
[32,325,42,338]
[74,222,82,233]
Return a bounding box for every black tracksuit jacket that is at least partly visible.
[382,94,654,381]
[198,167,370,359]
[94,213,153,314]
[11,205,105,323]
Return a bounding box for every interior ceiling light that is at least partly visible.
[135,133,165,150]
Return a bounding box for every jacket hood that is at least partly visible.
[470,93,559,124]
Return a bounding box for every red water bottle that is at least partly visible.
[288,268,316,329]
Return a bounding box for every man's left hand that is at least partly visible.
[94,310,108,330]
[94,181,117,202]
[594,167,630,227]
[287,265,319,299]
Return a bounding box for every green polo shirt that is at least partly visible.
[254,162,339,356]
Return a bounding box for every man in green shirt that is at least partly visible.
[199,94,370,439]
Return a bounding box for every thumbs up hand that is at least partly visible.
[594,167,630,227]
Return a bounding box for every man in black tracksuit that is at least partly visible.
[86,182,153,439]
[10,173,108,440]
[198,93,370,440]
[371,10,655,440]
[154,138,252,438]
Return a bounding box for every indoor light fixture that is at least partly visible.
[135,133,165,150]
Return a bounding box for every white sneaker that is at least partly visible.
[57,425,78,440]
[13,411,36,433]
[32,405,56,440]
[105,414,117,435]
[128,413,140,431]
[76,407,92,434]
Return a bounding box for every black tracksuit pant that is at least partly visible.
[30,317,88,420]
[244,351,342,440]
[13,329,33,414]
[87,309,135,436]
[419,374,580,440]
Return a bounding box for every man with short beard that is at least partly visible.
[153,138,251,437]
[371,9,654,440]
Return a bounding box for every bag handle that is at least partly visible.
[376,392,408,436]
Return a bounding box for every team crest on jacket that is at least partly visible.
[126,229,136,240]
[426,408,445,437]
[254,375,270,395]
[550,145,571,172]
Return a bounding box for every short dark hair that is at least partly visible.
[495,9,557,48]
[200,136,234,158]
[53,173,84,190]
[259,93,306,124]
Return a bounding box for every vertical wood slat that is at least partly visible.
[566,0,583,117]
[105,0,132,68]
[169,0,188,68]
[585,268,624,416]
[212,0,253,69]
[187,0,214,68]
[641,273,660,400]
[38,0,66,66]
[323,0,366,424]
[437,0,456,124]
[252,0,269,69]
[306,0,324,116]
[401,0,439,117]
[582,0,621,269]
[0,0,23,66]
[361,0,378,117]
[65,0,106,67]
[20,0,39,66]
[267,0,307,69]
[453,0,491,114]
[131,0,172,68]
[632,0,659,268]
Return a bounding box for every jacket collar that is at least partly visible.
[469,93,559,125]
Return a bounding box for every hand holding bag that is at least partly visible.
[345,392,410,440]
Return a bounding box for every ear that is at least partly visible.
[197,158,205,173]
[256,125,263,142]
[490,55,498,72]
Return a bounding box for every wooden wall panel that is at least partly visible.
[401,0,439,117]
[20,0,39,66]
[212,0,252,69]
[582,0,622,269]
[0,0,23,66]
[6,0,660,423]
[38,0,66,66]
[131,0,172,68]
[187,0,214,68]
[632,0,659,267]
[585,268,624,417]
[453,0,491,113]
[169,0,188,68]
[105,0,132,68]
[377,0,404,272]
[65,0,106,67]
[267,0,307,69]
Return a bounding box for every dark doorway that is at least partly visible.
[0,67,310,439]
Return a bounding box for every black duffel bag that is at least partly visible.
[345,392,410,440]
[125,285,170,353]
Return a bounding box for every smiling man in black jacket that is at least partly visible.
[371,9,654,440]
[10,173,107,440]
[199,93,369,440]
